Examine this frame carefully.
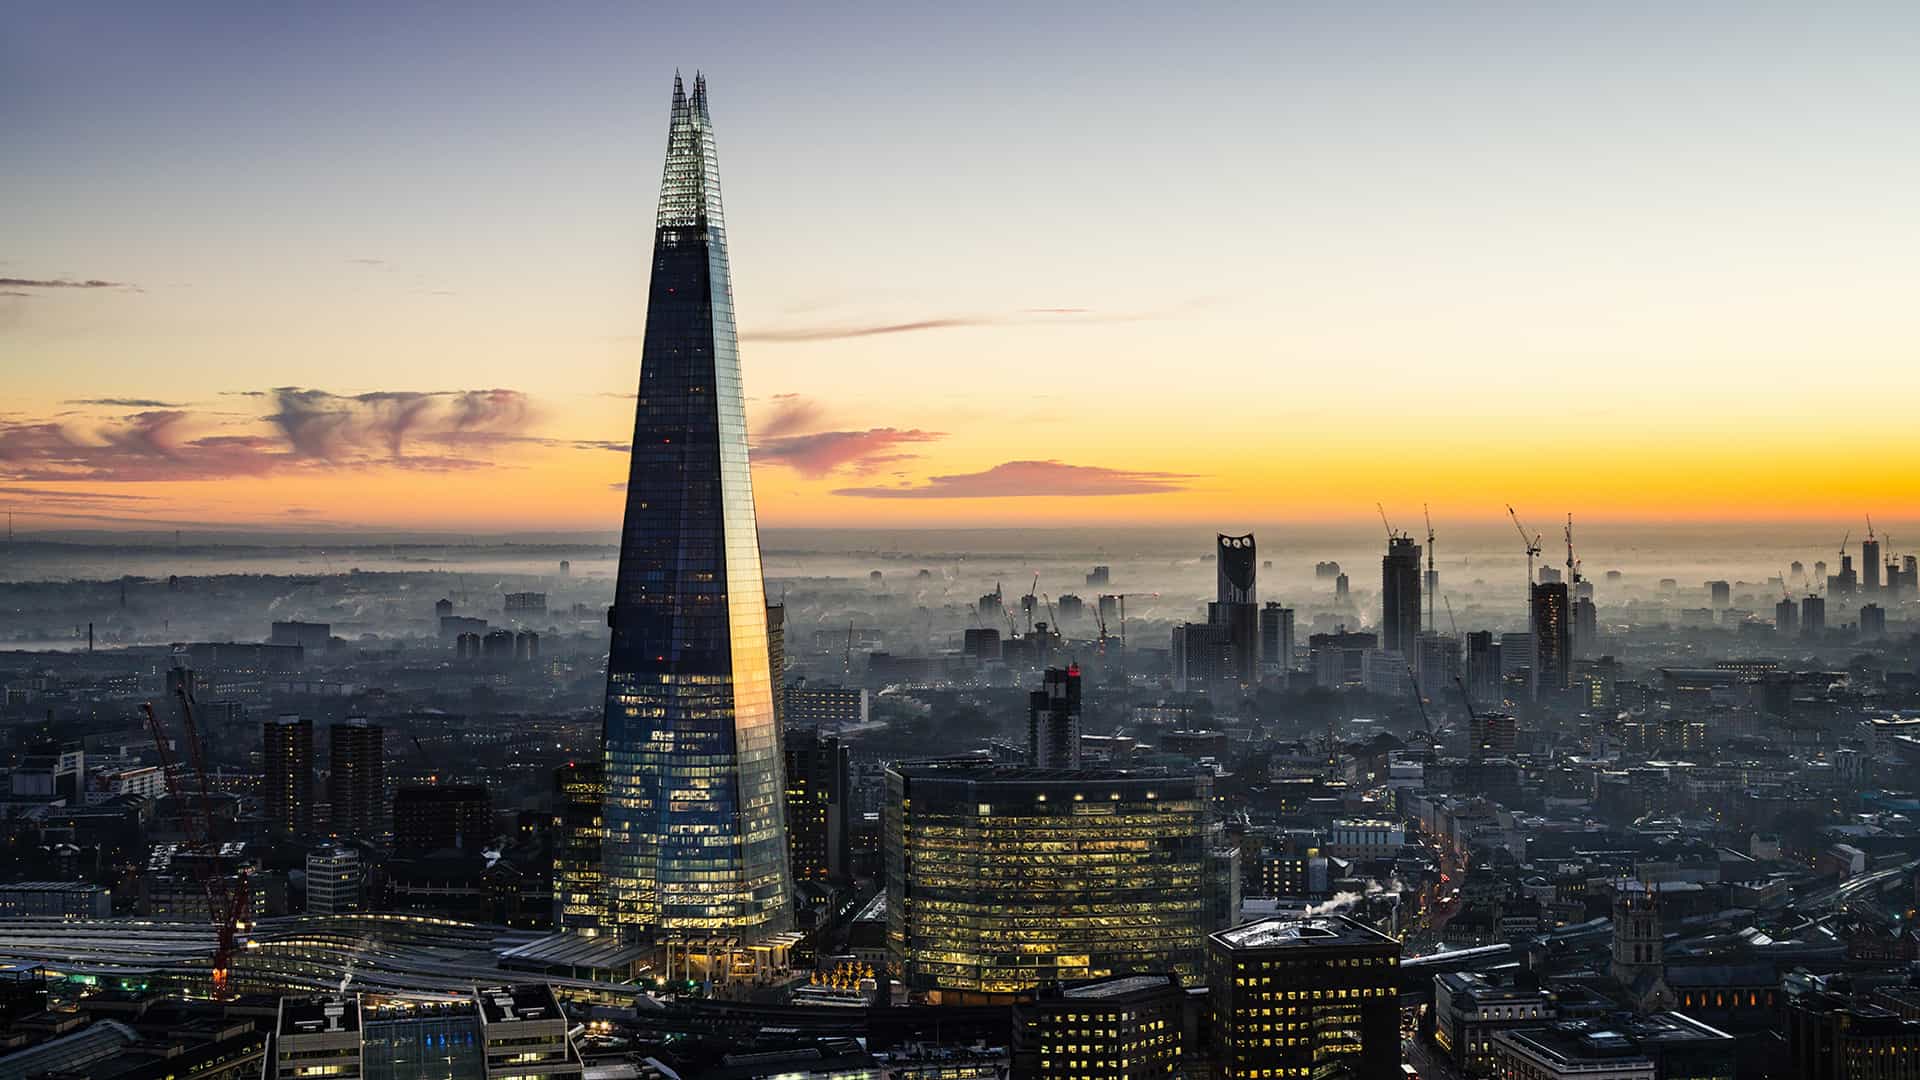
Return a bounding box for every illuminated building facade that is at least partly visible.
[1530,582,1571,695]
[1012,974,1188,1079]
[552,761,605,933]
[263,715,313,838]
[601,74,790,942]
[885,765,1226,1001]
[1206,915,1401,1079]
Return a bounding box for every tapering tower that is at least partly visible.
[603,73,791,942]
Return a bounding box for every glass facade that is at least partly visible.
[602,73,790,941]
[885,766,1224,1000]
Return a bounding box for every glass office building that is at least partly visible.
[602,73,790,942]
[885,764,1229,1001]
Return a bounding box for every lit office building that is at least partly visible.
[600,74,791,942]
[1259,602,1296,674]
[1012,974,1188,1079]
[263,715,314,837]
[1530,583,1571,695]
[783,728,851,886]
[552,761,606,933]
[885,764,1229,1001]
[1206,915,1402,1079]
[326,719,384,840]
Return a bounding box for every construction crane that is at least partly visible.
[1025,573,1039,637]
[843,620,854,680]
[1839,529,1850,565]
[1563,513,1581,585]
[144,686,249,1000]
[1424,504,1437,633]
[1091,598,1110,655]
[1403,661,1433,741]
[1377,502,1400,541]
[1115,592,1160,652]
[1507,505,1543,588]
[1444,596,1460,638]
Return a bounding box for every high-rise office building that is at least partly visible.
[600,74,790,943]
[1206,915,1402,1079]
[1259,602,1295,674]
[326,719,384,840]
[886,764,1229,1001]
[1382,536,1422,655]
[1415,632,1460,702]
[1801,595,1826,638]
[1027,666,1083,769]
[1571,595,1597,657]
[393,785,492,856]
[1829,554,1857,595]
[1864,535,1882,592]
[1707,580,1731,607]
[1215,533,1259,685]
[1465,630,1500,705]
[783,728,850,886]
[1776,597,1799,637]
[263,714,314,837]
[1861,603,1887,638]
[552,761,606,933]
[1173,621,1233,693]
[306,845,363,915]
[1530,583,1571,695]
[1012,974,1188,1079]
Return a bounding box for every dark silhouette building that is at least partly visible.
[1013,974,1188,1078]
[262,714,313,837]
[1026,666,1083,769]
[1258,602,1294,674]
[326,718,384,840]
[600,74,790,943]
[1530,582,1571,694]
[783,728,850,886]
[1382,535,1423,656]
[393,785,493,856]
[1213,534,1259,685]
[1801,594,1827,638]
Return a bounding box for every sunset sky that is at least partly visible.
[6,3,1920,533]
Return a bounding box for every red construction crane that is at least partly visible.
[143,685,250,1000]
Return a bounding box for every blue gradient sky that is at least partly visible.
[5,3,1920,530]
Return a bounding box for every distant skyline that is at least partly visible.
[6,4,1920,531]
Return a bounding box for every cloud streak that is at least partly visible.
[264,387,534,461]
[755,428,944,478]
[0,277,131,290]
[833,459,1198,499]
[741,308,1122,344]
[64,397,185,408]
[0,387,544,484]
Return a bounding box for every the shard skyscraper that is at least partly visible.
[602,73,791,943]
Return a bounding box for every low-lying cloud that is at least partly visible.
[833,459,1197,499]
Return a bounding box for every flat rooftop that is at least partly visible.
[1212,914,1399,952]
[476,984,562,1025]
[278,995,360,1036]
[1061,974,1178,1000]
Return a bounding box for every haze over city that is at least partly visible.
[5,6,1920,1080]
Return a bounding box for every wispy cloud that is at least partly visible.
[741,308,1119,344]
[0,277,129,289]
[756,393,826,438]
[64,397,185,408]
[834,459,1198,499]
[0,387,544,483]
[757,428,944,478]
[264,387,534,461]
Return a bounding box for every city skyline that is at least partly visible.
[8,4,1920,532]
